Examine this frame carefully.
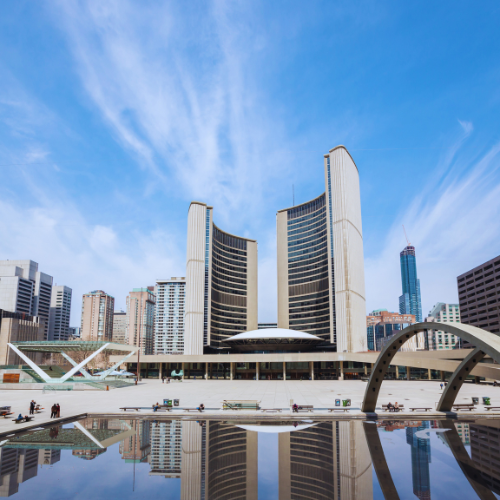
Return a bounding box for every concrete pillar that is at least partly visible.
[339,362,344,380]
[230,362,234,381]
[205,363,208,380]
[283,362,286,381]
[309,362,314,380]
[182,362,185,381]
[256,363,260,381]
[406,367,411,381]
[364,364,368,376]
[159,363,163,380]
[395,366,399,379]
[427,369,431,380]
[474,376,481,384]
[210,363,213,380]
[440,371,445,382]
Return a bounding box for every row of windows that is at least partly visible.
[288,239,328,259]
[289,261,328,277]
[289,302,330,315]
[212,250,248,269]
[212,262,247,282]
[212,268,247,287]
[289,289,330,304]
[287,195,326,222]
[212,281,247,297]
[212,258,247,278]
[287,214,327,237]
[287,221,327,244]
[289,270,330,286]
[289,319,330,329]
[212,274,247,291]
[288,230,328,252]
[213,225,247,251]
[289,253,328,271]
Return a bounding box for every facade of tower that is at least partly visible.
[277,146,366,352]
[399,246,423,322]
[184,202,258,354]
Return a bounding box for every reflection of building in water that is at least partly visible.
[279,421,372,500]
[0,449,39,497]
[470,423,500,494]
[38,449,61,467]
[455,423,470,446]
[150,420,182,477]
[120,419,151,463]
[204,421,257,500]
[406,421,431,500]
[72,448,106,460]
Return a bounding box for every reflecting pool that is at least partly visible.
[1,417,499,499]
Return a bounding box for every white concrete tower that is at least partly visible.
[324,146,366,352]
[184,202,212,355]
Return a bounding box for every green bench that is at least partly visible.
[222,400,260,410]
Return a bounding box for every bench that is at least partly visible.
[453,405,476,411]
[223,400,260,410]
[328,408,350,413]
[410,408,432,412]
[261,408,283,413]
[382,404,404,412]
[182,408,205,412]
[293,405,314,413]
[485,407,500,411]
[12,416,34,424]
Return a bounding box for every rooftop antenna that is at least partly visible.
[292,184,295,206]
[402,225,411,246]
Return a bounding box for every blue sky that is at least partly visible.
[1,1,500,324]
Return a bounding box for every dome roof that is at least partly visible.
[226,328,320,342]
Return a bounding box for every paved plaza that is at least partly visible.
[1,379,499,434]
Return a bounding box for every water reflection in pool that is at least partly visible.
[0,418,499,499]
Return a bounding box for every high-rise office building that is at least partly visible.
[278,420,372,499]
[0,309,43,365]
[426,303,461,350]
[0,260,53,340]
[112,311,127,344]
[277,146,366,352]
[150,420,182,477]
[470,423,500,494]
[155,278,186,354]
[48,285,72,341]
[366,310,417,351]
[80,290,115,342]
[399,246,423,323]
[126,288,156,355]
[406,421,431,500]
[185,202,258,354]
[457,255,500,335]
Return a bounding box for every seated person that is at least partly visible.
[387,402,394,412]
[394,402,400,412]
[292,403,298,413]
[153,402,160,412]
[15,414,23,421]
[197,404,205,412]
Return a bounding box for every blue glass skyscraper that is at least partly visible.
[406,421,432,500]
[399,246,422,322]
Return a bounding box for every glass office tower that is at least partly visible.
[399,246,423,322]
[277,146,366,352]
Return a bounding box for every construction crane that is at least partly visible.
[402,225,411,246]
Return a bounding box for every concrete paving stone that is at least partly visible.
[0,378,499,434]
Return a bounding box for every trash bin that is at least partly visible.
[472,397,479,405]
[342,399,351,407]
[335,399,341,407]
[483,397,491,405]
[163,399,172,407]
[174,399,180,407]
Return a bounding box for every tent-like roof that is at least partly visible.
[226,328,320,342]
[10,341,137,353]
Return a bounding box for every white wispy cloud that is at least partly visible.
[0,193,184,320]
[365,130,500,316]
[50,0,290,231]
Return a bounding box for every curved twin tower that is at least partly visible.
[185,145,366,354]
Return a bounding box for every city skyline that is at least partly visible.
[1,2,500,325]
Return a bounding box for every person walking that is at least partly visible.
[50,404,57,418]
[29,400,35,415]
[56,404,60,418]
[440,383,444,391]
